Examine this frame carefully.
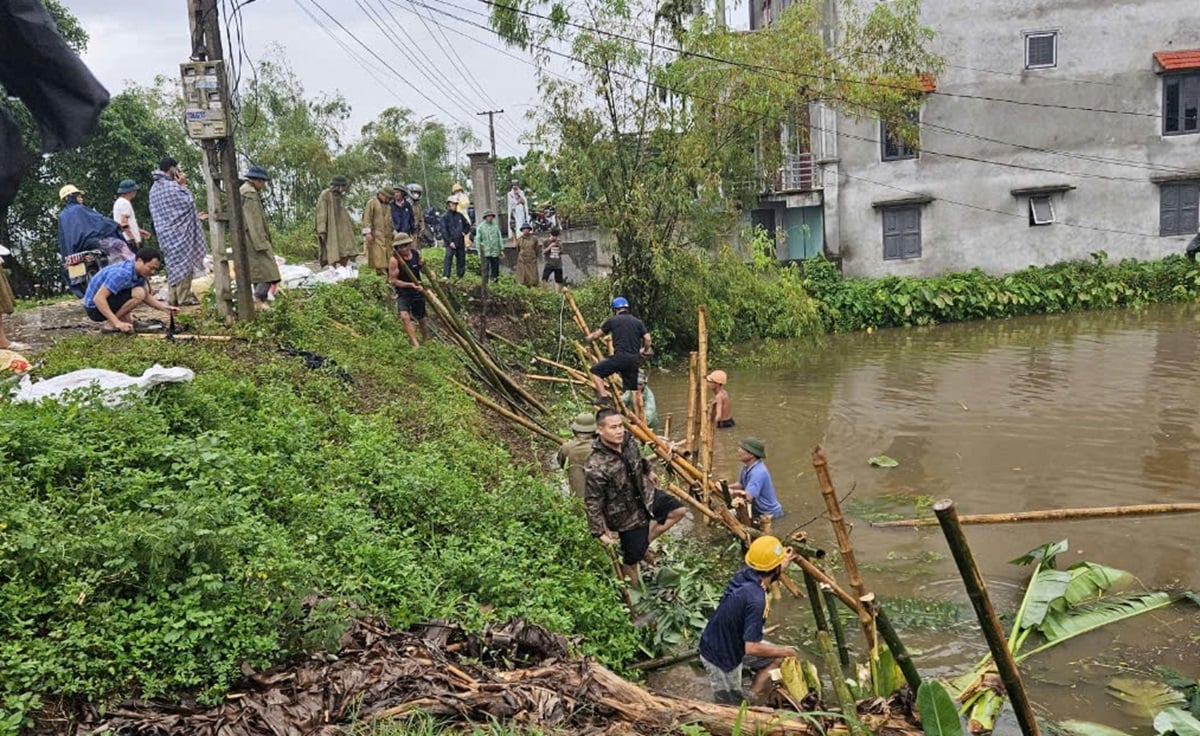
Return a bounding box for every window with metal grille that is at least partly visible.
[1164,73,1200,136]
[882,205,922,260]
[1025,32,1057,69]
[1029,195,1055,226]
[881,112,919,161]
[1160,181,1200,236]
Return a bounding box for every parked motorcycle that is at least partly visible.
[422,206,443,246]
[528,204,557,233]
[63,249,109,297]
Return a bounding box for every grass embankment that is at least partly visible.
[0,276,645,730]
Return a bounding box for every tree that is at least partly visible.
[488,0,941,316]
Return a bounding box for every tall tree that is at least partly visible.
[488,0,941,315]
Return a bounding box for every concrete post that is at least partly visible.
[468,152,497,226]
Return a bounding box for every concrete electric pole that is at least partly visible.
[476,109,504,159]
[185,0,255,321]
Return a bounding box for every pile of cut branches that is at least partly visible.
[41,617,924,736]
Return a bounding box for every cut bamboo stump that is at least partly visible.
[871,502,1200,528]
[813,446,877,652]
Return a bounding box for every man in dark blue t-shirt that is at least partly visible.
[699,535,798,705]
[586,296,651,411]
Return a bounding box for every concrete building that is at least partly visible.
[750,0,1200,277]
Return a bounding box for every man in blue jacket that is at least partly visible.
[440,195,471,278]
[699,535,798,705]
[391,184,415,237]
[57,184,132,294]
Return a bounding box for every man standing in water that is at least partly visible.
[707,369,735,428]
[729,437,784,531]
[584,409,685,581]
[700,535,798,705]
[585,296,652,412]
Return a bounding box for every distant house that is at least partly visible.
[749,0,1200,277]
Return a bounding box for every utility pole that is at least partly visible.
[185,0,255,321]
[476,109,504,159]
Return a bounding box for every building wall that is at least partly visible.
[827,0,1200,277]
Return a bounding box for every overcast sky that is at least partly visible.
[65,0,748,160]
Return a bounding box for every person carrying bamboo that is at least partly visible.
[584,409,685,582]
[728,438,784,531]
[388,232,428,348]
[585,296,651,412]
[699,535,799,705]
[707,370,734,428]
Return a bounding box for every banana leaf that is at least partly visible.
[872,645,903,699]
[1021,592,1181,659]
[1058,562,1134,608]
[918,681,964,736]
[1155,707,1200,736]
[1009,539,1068,567]
[1017,568,1072,629]
[1058,721,1134,736]
[1106,678,1186,719]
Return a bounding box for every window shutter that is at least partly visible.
[1182,182,1200,234]
[1161,183,1181,236]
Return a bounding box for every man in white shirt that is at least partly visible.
[112,179,150,247]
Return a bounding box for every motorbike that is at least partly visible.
[422,206,444,246]
[63,249,109,297]
[528,204,558,233]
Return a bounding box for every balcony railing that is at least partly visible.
[776,152,821,192]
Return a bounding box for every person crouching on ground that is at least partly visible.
[728,437,784,531]
[82,246,178,333]
[585,297,651,413]
[707,369,734,428]
[699,535,799,705]
[584,409,686,581]
[389,232,429,348]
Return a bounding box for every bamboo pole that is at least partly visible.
[871,502,1200,528]
[823,584,851,668]
[606,543,637,618]
[802,571,830,633]
[685,351,699,454]
[934,499,1041,736]
[533,355,589,381]
[525,373,588,386]
[663,412,672,440]
[870,597,922,692]
[447,378,561,445]
[816,631,872,736]
[628,649,700,672]
[697,307,711,508]
[812,445,877,651]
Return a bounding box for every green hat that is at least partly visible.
[739,437,766,459]
[330,175,348,186]
[116,179,139,194]
[570,412,596,433]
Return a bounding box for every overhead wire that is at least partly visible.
[412,0,1168,239]
[472,0,1198,178]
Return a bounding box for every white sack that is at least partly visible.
[11,364,195,406]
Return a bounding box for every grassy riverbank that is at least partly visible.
[0,277,648,730]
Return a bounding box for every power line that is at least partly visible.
[413,0,1170,241]
[415,0,1159,184]
[474,0,1195,177]
[477,0,1161,120]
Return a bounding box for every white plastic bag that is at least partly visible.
[11,364,195,406]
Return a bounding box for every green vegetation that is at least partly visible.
[804,253,1200,334]
[0,279,645,729]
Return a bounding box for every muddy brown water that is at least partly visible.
[647,303,1200,731]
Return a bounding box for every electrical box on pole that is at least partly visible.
[180,61,232,140]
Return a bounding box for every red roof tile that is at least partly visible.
[1154,50,1200,71]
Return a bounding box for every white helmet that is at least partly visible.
[407,183,423,198]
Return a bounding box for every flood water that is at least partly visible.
[647,303,1200,731]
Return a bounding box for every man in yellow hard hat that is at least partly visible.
[706,369,734,428]
[699,535,798,705]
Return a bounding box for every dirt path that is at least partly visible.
[7,299,204,354]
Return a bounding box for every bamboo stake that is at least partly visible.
[447,378,561,445]
[816,631,872,736]
[870,597,922,692]
[663,413,672,440]
[605,544,637,619]
[665,483,722,522]
[685,351,699,454]
[802,571,830,633]
[697,307,711,509]
[872,502,1200,528]
[823,584,851,668]
[813,445,877,651]
[934,499,1041,736]
[628,649,700,672]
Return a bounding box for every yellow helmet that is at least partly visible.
[745,535,787,571]
[707,369,727,385]
[452,182,463,192]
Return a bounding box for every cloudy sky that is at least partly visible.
[65,0,748,160]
